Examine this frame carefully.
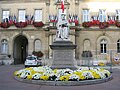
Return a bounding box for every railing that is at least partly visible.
[0,21,44,28]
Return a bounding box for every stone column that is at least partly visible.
[28,38,34,55]
[46,0,50,24]
[49,34,53,58]
[75,0,79,14]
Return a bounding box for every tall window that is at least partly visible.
[2,10,10,22]
[55,0,67,2]
[82,9,90,22]
[1,39,8,54]
[55,0,60,2]
[83,39,90,51]
[34,39,41,51]
[116,9,120,21]
[100,39,107,53]
[34,9,42,22]
[117,40,120,53]
[99,9,106,22]
[18,9,26,22]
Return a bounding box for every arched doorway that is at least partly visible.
[13,35,28,64]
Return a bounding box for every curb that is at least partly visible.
[14,75,113,86]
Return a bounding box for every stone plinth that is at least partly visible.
[50,40,77,69]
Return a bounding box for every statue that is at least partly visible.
[56,13,69,40]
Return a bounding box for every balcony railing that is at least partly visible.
[82,20,120,29]
[0,21,44,29]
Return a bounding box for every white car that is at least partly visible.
[25,55,42,67]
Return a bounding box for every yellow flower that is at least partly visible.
[59,75,69,81]
[25,67,33,70]
[40,75,49,81]
[79,75,85,80]
[98,62,105,66]
[14,71,18,76]
[53,69,58,73]
[74,71,82,76]
[27,75,32,80]
[92,73,100,79]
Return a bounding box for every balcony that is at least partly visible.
[0,21,44,30]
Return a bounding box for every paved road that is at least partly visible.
[0,65,120,90]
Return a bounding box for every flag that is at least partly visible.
[25,15,28,22]
[30,15,34,24]
[61,0,64,13]
[13,15,17,23]
[27,15,31,24]
[68,14,72,23]
[9,15,13,25]
[55,15,58,22]
[49,15,51,22]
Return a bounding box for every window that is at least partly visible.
[1,39,8,54]
[99,9,106,22]
[34,9,42,22]
[83,39,90,51]
[34,39,41,51]
[116,9,120,21]
[117,40,120,53]
[55,0,67,2]
[18,9,26,22]
[82,9,90,22]
[2,10,10,22]
[100,39,107,53]
[55,0,60,2]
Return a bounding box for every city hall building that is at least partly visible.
[0,0,120,65]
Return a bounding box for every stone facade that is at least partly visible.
[0,0,120,64]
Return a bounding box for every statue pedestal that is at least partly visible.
[50,40,77,69]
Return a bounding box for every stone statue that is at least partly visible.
[56,13,69,40]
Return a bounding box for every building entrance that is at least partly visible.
[13,35,28,64]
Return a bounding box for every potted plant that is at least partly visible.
[82,22,92,28]
[33,22,44,27]
[32,51,44,58]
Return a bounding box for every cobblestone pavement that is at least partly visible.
[0,65,120,90]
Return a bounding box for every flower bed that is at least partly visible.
[115,21,120,28]
[0,22,11,28]
[14,22,28,28]
[14,66,111,81]
[99,22,109,29]
[82,22,92,28]
[33,22,44,27]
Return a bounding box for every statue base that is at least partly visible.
[50,40,77,70]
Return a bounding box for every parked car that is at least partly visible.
[24,55,42,67]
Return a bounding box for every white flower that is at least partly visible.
[96,71,106,79]
[56,69,65,77]
[77,67,89,71]
[101,70,111,77]
[43,70,53,76]
[82,71,94,79]
[32,73,42,80]
[20,70,31,79]
[64,68,73,74]
[69,74,80,81]
[32,67,44,72]
[16,69,25,75]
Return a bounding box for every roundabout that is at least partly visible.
[14,66,113,86]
